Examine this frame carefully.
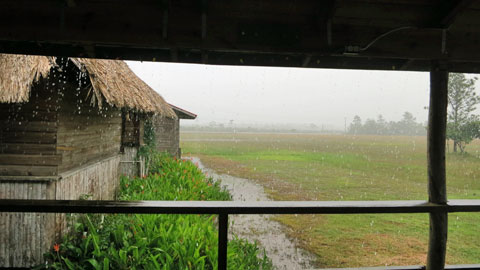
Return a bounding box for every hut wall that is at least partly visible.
[0,155,120,268]
[0,82,123,267]
[153,116,180,157]
[119,147,140,177]
[0,181,55,268]
[0,82,60,176]
[54,155,121,238]
[56,91,122,173]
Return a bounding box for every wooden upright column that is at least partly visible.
[426,62,448,270]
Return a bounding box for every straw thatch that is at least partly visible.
[0,54,176,118]
[0,54,55,103]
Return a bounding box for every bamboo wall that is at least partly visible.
[0,181,54,267]
[0,155,120,268]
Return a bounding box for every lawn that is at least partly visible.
[181,132,480,267]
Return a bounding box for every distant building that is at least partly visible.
[154,103,197,157]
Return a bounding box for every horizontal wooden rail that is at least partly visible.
[321,264,480,270]
[1,199,480,214]
[1,199,480,270]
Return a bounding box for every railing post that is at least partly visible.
[426,61,449,270]
[218,214,228,270]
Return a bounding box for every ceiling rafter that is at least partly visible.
[438,0,474,29]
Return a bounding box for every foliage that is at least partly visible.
[348,112,426,136]
[447,73,480,153]
[137,118,158,174]
[40,154,272,270]
[143,117,156,149]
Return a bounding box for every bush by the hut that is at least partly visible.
[40,154,272,270]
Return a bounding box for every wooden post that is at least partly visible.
[218,214,228,270]
[426,62,448,270]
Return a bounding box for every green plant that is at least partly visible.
[41,154,272,270]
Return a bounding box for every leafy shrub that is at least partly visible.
[39,154,272,270]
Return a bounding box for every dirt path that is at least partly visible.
[187,157,316,270]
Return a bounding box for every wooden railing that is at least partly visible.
[1,199,480,270]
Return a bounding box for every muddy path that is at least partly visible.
[187,157,316,270]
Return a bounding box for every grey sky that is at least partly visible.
[127,61,434,130]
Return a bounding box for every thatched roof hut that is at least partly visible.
[0,54,187,268]
[0,54,176,118]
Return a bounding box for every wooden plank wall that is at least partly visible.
[119,147,140,178]
[0,181,54,268]
[0,81,60,176]
[56,98,122,173]
[153,116,180,157]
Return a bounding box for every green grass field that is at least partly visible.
[180,132,480,268]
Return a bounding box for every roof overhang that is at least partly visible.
[1,1,480,73]
[169,103,197,120]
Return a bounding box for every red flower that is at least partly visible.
[53,243,60,252]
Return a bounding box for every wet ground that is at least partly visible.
[187,157,316,270]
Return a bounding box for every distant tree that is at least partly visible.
[363,118,378,134]
[348,115,362,134]
[348,113,426,136]
[376,115,387,135]
[447,73,480,153]
[396,112,425,135]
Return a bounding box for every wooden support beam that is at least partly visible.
[218,214,228,270]
[400,59,415,70]
[162,0,169,40]
[440,0,474,29]
[65,0,76,8]
[426,61,449,270]
[2,199,480,214]
[201,0,207,40]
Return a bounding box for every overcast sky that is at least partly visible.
[127,61,434,130]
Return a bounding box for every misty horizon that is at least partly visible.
[127,61,479,130]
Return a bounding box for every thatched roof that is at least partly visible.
[0,54,176,118]
[0,54,55,103]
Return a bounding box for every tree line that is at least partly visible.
[348,73,480,153]
[348,112,426,136]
